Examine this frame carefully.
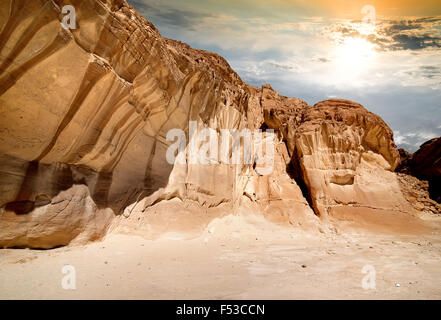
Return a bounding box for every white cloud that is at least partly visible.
[394,131,405,145]
[393,130,439,151]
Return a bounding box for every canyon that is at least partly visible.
[0,0,439,248]
[0,0,440,300]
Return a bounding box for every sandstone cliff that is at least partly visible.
[0,0,426,248]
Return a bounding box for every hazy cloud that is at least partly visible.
[130,0,213,30]
[394,130,440,151]
[390,33,441,50]
[328,16,441,51]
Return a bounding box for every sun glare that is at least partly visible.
[335,37,377,68]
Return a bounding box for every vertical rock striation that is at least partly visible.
[0,0,423,248]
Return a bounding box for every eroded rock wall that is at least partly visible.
[0,0,419,248]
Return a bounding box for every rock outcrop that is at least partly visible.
[397,138,441,204]
[0,0,427,248]
[396,173,441,215]
[262,95,413,222]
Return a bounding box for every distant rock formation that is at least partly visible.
[397,138,441,204]
[0,0,429,248]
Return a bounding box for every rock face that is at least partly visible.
[396,173,441,215]
[397,138,441,203]
[0,0,425,248]
[262,96,413,222]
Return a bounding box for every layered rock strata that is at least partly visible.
[0,0,424,248]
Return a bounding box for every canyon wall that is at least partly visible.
[0,0,420,248]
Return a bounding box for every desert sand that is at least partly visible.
[1,213,441,300]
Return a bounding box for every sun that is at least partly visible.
[326,37,378,86]
[334,37,377,69]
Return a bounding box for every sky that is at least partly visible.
[128,0,441,152]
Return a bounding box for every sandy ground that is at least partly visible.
[1,214,441,300]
